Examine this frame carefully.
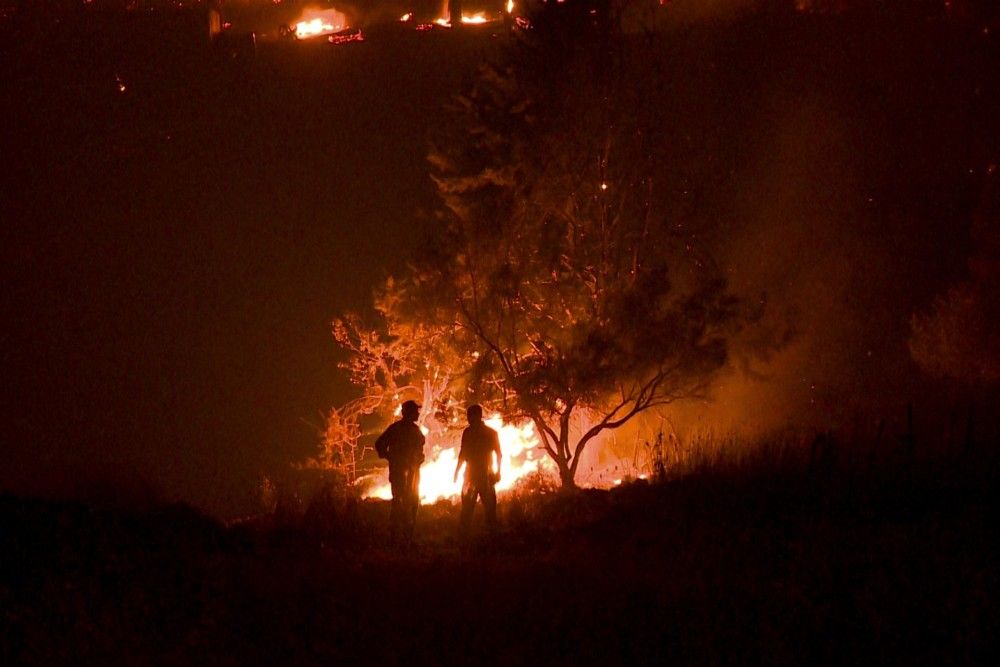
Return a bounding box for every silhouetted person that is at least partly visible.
[454,404,502,534]
[375,400,425,543]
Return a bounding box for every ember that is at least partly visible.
[328,28,364,45]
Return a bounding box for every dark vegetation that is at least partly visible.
[3,433,998,664]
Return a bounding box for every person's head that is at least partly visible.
[466,404,483,424]
[401,400,421,422]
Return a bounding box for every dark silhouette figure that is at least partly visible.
[454,404,502,534]
[375,400,425,543]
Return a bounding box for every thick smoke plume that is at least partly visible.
[642,7,999,440]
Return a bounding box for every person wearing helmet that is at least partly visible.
[374,400,425,543]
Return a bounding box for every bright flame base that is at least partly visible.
[364,416,556,503]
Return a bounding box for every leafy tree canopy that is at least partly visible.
[334,12,755,487]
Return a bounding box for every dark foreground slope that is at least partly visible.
[3,446,997,665]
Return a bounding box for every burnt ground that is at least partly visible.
[2,445,999,665]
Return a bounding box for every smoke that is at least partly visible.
[649,8,997,437]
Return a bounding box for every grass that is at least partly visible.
[3,432,998,665]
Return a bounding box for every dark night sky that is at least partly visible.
[1,3,997,517]
[0,16,494,515]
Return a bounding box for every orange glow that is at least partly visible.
[428,2,496,28]
[328,29,364,45]
[400,12,412,22]
[294,8,347,39]
[506,0,514,13]
[364,415,557,503]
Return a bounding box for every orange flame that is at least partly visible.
[364,415,556,503]
[428,2,496,28]
[294,7,347,39]
[461,12,489,24]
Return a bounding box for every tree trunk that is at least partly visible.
[535,416,579,490]
[557,462,577,490]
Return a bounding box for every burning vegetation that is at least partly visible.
[365,414,554,502]
[291,7,347,39]
[298,0,1000,506]
[315,1,758,498]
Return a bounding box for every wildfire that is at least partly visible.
[364,415,556,503]
[430,12,491,27]
[424,2,496,28]
[293,8,347,39]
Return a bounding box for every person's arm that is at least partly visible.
[454,430,468,482]
[374,423,393,460]
[415,428,426,465]
[492,431,502,482]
